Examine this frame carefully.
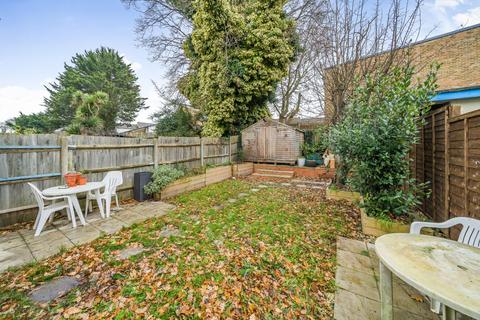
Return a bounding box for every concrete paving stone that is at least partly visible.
[337,236,368,255]
[337,249,374,275]
[29,276,81,303]
[0,231,22,241]
[334,288,438,320]
[296,184,307,188]
[258,185,268,188]
[18,226,58,242]
[91,218,126,235]
[392,280,436,318]
[312,186,323,189]
[334,288,380,320]
[0,233,26,250]
[0,246,35,272]
[291,179,327,185]
[30,240,75,261]
[112,211,146,225]
[227,198,237,203]
[117,247,145,260]
[281,183,291,186]
[63,225,103,245]
[238,193,248,198]
[335,266,379,301]
[213,205,225,210]
[137,208,169,219]
[83,211,105,223]
[159,226,181,238]
[23,229,70,247]
[250,188,260,192]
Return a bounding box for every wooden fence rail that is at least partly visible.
[0,134,238,226]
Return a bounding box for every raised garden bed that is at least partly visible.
[326,187,361,203]
[360,208,410,237]
[327,187,433,237]
[154,163,253,200]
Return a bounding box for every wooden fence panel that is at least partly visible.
[0,134,62,216]
[413,107,448,221]
[0,134,238,226]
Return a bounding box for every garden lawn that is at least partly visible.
[0,179,361,319]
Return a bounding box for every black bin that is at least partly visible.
[134,172,153,201]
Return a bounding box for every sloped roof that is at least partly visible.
[241,118,304,133]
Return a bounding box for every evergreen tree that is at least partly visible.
[44,47,146,133]
[67,91,109,135]
[180,0,297,137]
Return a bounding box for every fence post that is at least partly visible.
[153,138,159,169]
[60,136,69,180]
[200,137,205,167]
[228,136,232,164]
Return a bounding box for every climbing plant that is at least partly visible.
[180,0,297,137]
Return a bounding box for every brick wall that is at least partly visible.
[324,25,480,119]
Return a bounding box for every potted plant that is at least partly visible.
[301,143,318,167]
[144,165,185,200]
[298,156,306,167]
[64,172,80,187]
[77,170,88,185]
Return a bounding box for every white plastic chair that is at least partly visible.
[410,217,480,314]
[28,183,73,236]
[85,171,123,218]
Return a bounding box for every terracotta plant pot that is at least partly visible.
[77,175,87,185]
[64,173,79,187]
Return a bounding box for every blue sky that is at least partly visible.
[0,0,479,123]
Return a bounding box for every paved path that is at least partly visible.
[0,201,175,273]
[334,236,440,320]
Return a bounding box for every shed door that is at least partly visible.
[255,127,266,160]
[266,126,277,160]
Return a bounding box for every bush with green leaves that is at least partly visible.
[329,66,438,219]
[144,165,185,195]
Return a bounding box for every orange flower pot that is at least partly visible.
[64,173,79,187]
[77,175,87,185]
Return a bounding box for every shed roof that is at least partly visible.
[241,118,304,133]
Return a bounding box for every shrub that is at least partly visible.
[329,66,438,219]
[144,165,185,195]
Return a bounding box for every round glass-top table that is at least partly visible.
[375,233,480,320]
[43,182,105,227]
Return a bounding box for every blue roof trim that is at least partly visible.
[431,88,480,102]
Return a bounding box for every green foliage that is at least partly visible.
[6,112,50,134]
[41,47,145,133]
[329,66,438,219]
[144,165,185,195]
[180,0,297,136]
[152,106,200,137]
[301,126,329,159]
[67,91,109,135]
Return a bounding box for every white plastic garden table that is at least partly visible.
[42,182,105,228]
[375,233,480,320]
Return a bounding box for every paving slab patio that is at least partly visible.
[0,200,175,273]
[334,236,440,320]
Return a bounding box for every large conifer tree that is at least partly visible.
[44,47,146,133]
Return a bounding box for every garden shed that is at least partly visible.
[241,118,304,165]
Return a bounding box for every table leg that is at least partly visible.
[442,305,456,320]
[380,261,393,320]
[70,195,87,226]
[94,189,105,218]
